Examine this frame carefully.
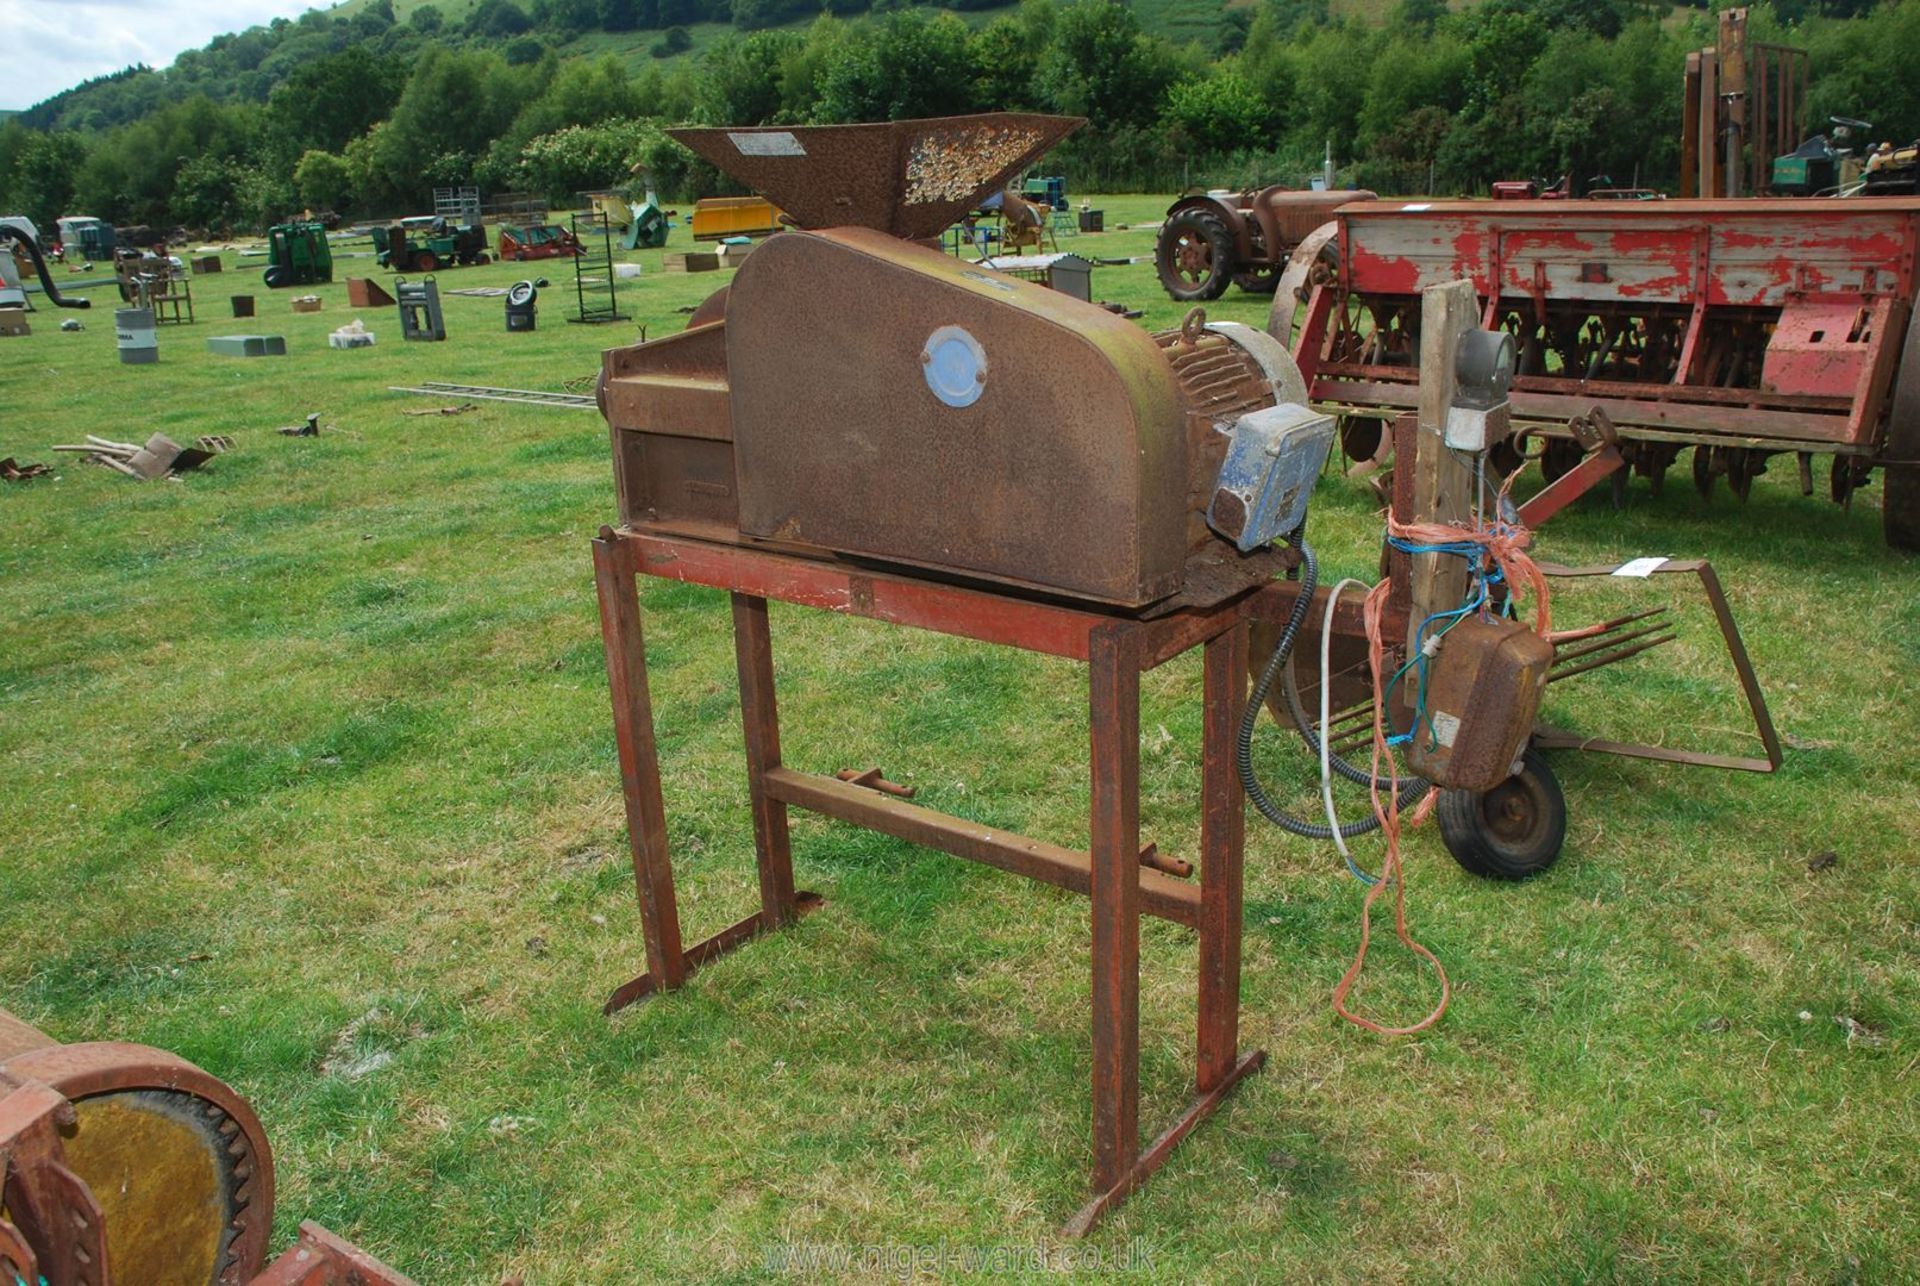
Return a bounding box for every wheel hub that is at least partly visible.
[1175,235,1210,279]
[1482,776,1546,846]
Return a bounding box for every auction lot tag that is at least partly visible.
[1611,556,1669,578]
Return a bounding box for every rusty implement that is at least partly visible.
[589,124,1782,1237]
[0,1008,418,1286]
[1276,562,1781,778]
[1514,407,1627,528]
[1284,196,1920,548]
[1534,559,1783,773]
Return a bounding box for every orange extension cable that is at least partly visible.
[1331,488,1551,1037]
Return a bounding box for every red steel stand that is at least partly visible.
[591,526,1268,1235]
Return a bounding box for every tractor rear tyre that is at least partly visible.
[1436,748,1567,880]
[1157,210,1235,302]
[1882,307,1920,549]
[1233,265,1283,294]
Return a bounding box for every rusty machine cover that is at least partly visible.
[725,227,1188,603]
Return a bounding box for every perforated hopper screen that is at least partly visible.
[667,114,1084,241]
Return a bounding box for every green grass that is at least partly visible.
[3,195,1918,1282]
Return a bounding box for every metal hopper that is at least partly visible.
[667,113,1084,242]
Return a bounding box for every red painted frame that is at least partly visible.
[591,526,1277,1235]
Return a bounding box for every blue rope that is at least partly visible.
[1381,532,1502,750]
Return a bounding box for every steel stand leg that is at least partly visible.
[731,593,799,928]
[1197,623,1247,1092]
[1064,616,1265,1238]
[1087,624,1141,1195]
[593,532,687,1009]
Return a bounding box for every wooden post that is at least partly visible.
[1720,8,1749,199]
[1681,51,1703,200]
[1697,48,1721,199]
[1403,281,1480,776]
[1409,281,1479,628]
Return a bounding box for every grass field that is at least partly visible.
[3,195,1917,1282]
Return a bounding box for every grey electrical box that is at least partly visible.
[1443,329,1516,451]
[1206,402,1337,551]
[1046,254,1093,302]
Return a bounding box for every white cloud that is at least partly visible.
[2,0,342,110]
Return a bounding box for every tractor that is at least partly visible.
[1155,185,1370,301]
[373,218,490,272]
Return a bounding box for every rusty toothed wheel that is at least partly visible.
[0,1040,276,1285]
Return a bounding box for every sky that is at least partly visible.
[3,0,330,110]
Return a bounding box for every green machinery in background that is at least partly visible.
[586,188,671,250]
[263,221,333,288]
[625,198,670,250]
[372,219,490,273]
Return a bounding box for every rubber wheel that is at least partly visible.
[416,251,440,272]
[1436,748,1567,880]
[263,265,287,289]
[1887,464,1920,551]
[1156,210,1235,302]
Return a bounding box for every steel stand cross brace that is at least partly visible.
[590,526,1266,1236]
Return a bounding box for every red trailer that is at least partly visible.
[1279,197,1920,548]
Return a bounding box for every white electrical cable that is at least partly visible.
[1320,578,1370,862]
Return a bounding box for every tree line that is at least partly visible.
[2,0,1917,237]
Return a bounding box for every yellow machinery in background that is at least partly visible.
[690,195,783,241]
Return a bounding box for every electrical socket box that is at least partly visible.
[1206,402,1336,552]
[1404,616,1553,790]
[1443,402,1511,452]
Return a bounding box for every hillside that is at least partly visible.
[18,0,1359,127]
[4,0,1917,236]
